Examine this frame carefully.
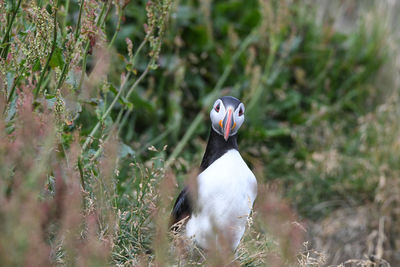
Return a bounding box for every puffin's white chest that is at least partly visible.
[186,149,257,250]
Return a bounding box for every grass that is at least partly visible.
[0,0,399,265]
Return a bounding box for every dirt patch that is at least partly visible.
[308,180,400,266]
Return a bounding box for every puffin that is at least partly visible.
[171,96,257,251]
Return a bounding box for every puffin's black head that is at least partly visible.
[210,96,245,141]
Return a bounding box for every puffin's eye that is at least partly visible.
[238,107,244,116]
[215,103,220,112]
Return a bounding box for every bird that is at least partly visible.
[171,96,257,251]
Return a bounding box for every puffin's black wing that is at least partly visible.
[170,186,192,228]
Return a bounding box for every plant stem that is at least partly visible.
[56,0,85,89]
[76,41,90,92]
[62,0,70,36]
[88,37,150,159]
[108,9,122,48]
[35,2,58,98]
[81,63,150,152]
[55,59,69,89]
[77,156,85,189]
[165,114,203,168]
[125,66,150,99]
[7,76,21,103]
[76,1,109,93]
[132,40,147,66]
[94,38,147,138]
[74,0,85,40]
[1,0,23,59]
[91,111,124,161]
[81,74,131,152]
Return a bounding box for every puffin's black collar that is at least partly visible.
[200,128,238,172]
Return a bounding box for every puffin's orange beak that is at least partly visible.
[223,108,233,141]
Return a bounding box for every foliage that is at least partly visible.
[0,0,398,265]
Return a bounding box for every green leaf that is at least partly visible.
[49,48,64,68]
[108,84,133,110]
[124,101,133,110]
[119,143,135,158]
[6,72,14,95]
[128,91,154,111]
[0,43,10,49]
[32,59,41,72]
[109,84,118,95]
[6,97,17,122]
[126,63,133,72]
[6,0,14,12]
[61,133,73,147]
[95,100,105,120]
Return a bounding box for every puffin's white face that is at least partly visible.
[210,98,245,141]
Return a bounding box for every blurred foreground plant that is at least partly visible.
[0,0,173,265]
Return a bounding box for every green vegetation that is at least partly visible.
[0,0,398,265]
